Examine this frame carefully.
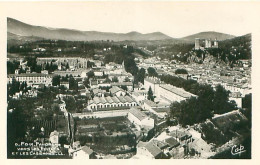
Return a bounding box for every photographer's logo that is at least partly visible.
[231,144,246,155]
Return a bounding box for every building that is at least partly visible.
[168,130,193,144]
[205,39,212,48]
[87,96,137,111]
[142,100,157,111]
[108,73,133,83]
[144,77,163,97]
[229,92,242,108]
[164,137,180,150]
[109,86,126,97]
[128,107,154,130]
[111,82,133,91]
[37,57,88,69]
[213,39,219,48]
[136,141,164,159]
[93,88,106,97]
[131,90,147,104]
[195,38,200,50]
[60,81,69,89]
[142,100,170,118]
[7,73,54,86]
[49,130,59,144]
[71,146,95,159]
[158,84,197,103]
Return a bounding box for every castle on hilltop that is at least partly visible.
[195,38,218,50]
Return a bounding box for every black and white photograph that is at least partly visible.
[0,1,258,161]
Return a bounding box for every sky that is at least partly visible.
[1,1,259,38]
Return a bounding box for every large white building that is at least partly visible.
[144,77,163,97]
[128,107,154,131]
[37,57,88,69]
[87,96,137,111]
[158,84,197,103]
[7,73,54,86]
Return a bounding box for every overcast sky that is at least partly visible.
[2,1,258,38]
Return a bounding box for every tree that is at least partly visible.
[242,93,252,121]
[69,77,78,91]
[7,61,20,74]
[147,87,154,101]
[52,75,61,86]
[112,76,119,82]
[83,78,90,87]
[147,67,158,77]
[124,77,131,82]
[87,61,95,68]
[65,63,70,70]
[136,68,146,84]
[45,63,50,70]
[121,85,128,91]
[124,58,138,76]
[213,85,235,114]
[63,97,77,113]
[87,70,95,78]
[170,97,212,126]
[175,69,188,74]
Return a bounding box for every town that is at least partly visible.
[7,18,252,159]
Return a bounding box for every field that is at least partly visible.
[74,116,136,154]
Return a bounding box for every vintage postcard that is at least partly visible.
[0,1,259,163]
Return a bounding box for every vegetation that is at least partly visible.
[147,87,154,102]
[147,67,158,77]
[242,93,252,124]
[69,76,78,91]
[164,73,237,126]
[7,61,20,74]
[135,68,146,84]
[52,75,61,86]
[175,68,188,74]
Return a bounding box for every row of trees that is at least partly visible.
[159,74,238,126]
[7,79,30,98]
[134,67,159,84]
[170,84,237,126]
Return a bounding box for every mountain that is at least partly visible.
[181,31,236,42]
[7,17,173,41]
[7,32,44,46]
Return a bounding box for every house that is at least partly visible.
[49,130,59,144]
[164,137,180,150]
[71,146,95,159]
[168,130,193,144]
[111,82,133,91]
[109,86,126,97]
[94,70,104,77]
[152,107,171,118]
[229,92,242,108]
[127,107,154,131]
[136,141,164,159]
[142,100,157,111]
[90,80,98,89]
[60,81,69,89]
[92,88,105,97]
[150,139,169,153]
[131,91,146,104]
